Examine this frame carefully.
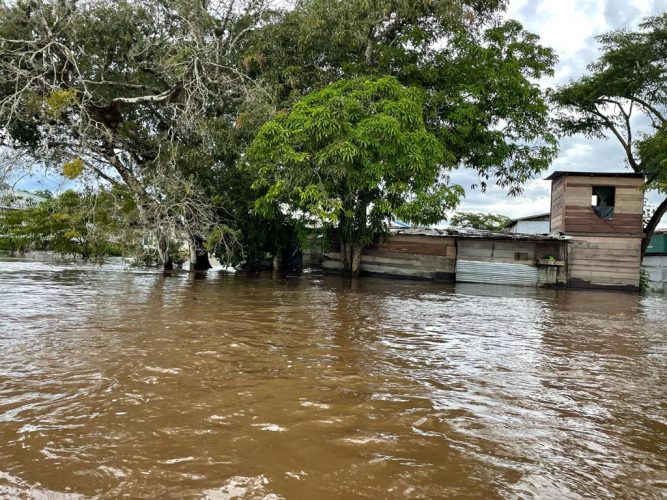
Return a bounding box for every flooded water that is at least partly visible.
[0,254,666,499]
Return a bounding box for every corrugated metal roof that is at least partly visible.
[456,260,539,287]
[544,171,644,181]
[390,227,570,242]
[507,213,550,224]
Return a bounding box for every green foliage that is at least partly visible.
[449,212,512,231]
[639,267,651,294]
[0,188,139,261]
[0,0,560,269]
[62,158,85,180]
[44,89,78,119]
[248,76,463,257]
[247,0,558,193]
[638,125,667,192]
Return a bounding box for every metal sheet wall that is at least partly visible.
[455,259,538,287]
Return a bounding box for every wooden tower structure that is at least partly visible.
[546,171,645,291]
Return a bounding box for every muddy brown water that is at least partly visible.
[0,255,665,499]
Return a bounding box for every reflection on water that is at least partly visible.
[0,254,665,499]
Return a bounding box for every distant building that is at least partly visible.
[643,229,667,292]
[0,189,49,210]
[505,213,551,234]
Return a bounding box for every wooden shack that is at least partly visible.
[321,229,569,287]
[546,171,644,291]
[322,232,457,281]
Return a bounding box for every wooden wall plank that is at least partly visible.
[566,177,644,188]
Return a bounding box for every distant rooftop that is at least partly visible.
[508,213,550,223]
[544,171,645,181]
[0,189,49,210]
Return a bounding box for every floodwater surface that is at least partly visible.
[0,255,666,499]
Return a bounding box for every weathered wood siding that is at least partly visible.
[323,234,568,286]
[457,239,563,263]
[561,176,643,236]
[569,236,641,290]
[322,234,457,280]
[550,176,566,232]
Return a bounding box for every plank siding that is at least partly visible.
[550,177,566,232]
[322,234,567,286]
[568,236,641,289]
[555,176,644,236]
[547,173,644,290]
[322,234,458,280]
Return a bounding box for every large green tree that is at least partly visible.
[0,0,266,269]
[552,14,667,257]
[247,0,559,194]
[248,77,461,276]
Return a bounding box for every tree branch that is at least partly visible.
[111,88,176,104]
[590,108,640,171]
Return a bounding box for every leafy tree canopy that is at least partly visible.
[449,212,511,231]
[248,76,462,275]
[0,187,137,260]
[248,0,558,194]
[0,0,266,268]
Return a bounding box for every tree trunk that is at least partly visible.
[157,230,173,271]
[642,195,667,259]
[340,238,363,278]
[189,234,212,271]
[350,246,363,278]
[340,239,351,277]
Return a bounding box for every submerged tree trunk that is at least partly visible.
[157,230,173,271]
[350,246,363,277]
[340,238,363,278]
[341,240,351,276]
[189,234,212,271]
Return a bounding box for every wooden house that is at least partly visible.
[546,171,644,291]
[322,228,570,287]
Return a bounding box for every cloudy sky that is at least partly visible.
[452,0,667,227]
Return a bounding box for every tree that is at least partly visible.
[0,187,137,260]
[552,14,667,257]
[247,76,462,277]
[449,212,511,231]
[0,0,266,269]
[247,0,558,194]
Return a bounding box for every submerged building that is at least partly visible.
[545,171,644,291]
[322,171,647,291]
[644,229,667,292]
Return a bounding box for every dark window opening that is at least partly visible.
[591,186,615,219]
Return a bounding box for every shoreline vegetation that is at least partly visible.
[0,2,664,274]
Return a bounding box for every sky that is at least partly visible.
[451,0,667,227]
[10,0,667,227]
